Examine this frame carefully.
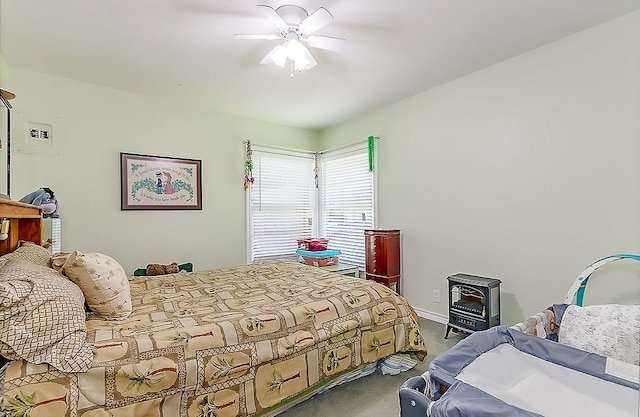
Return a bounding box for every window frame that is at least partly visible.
[246,142,377,265]
[317,142,378,267]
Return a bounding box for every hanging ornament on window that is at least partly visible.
[368,135,375,172]
[244,140,254,189]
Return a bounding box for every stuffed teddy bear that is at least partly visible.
[145,264,164,276]
[145,262,179,276]
[163,262,180,274]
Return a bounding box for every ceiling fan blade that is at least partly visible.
[299,7,333,34]
[306,35,346,52]
[234,34,280,40]
[257,4,288,30]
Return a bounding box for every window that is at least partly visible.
[248,149,316,262]
[318,145,375,267]
[248,144,375,267]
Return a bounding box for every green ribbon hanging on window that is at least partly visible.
[368,136,375,172]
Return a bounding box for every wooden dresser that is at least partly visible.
[0,199,43,256]
[364,229,401,294]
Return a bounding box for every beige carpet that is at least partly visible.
[278,319,465,417]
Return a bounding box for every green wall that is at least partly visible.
[2,12,639,324]
[320,11,640,323]
[2,69,317,274]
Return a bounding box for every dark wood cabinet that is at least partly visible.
[364,229,401,294]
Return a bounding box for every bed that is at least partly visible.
[0,199,427,417]
[399,254,640,417]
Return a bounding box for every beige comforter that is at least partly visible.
[1,260,426,417]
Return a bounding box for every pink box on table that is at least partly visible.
[308,239,329,251]
[297,238,329,251]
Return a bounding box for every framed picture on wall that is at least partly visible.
[120,152,202,210]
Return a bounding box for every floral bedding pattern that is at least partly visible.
[558,304,640,366]
[1,260,426,417]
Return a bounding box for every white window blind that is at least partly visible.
[43,218,62,253]
[319,145,375,267]
[249,149,316,262]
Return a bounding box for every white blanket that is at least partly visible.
[456,343,639,417]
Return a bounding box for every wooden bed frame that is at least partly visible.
[0,198,42,256]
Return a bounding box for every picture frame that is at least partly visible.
[120,152,202,210]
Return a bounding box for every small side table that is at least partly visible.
[319,263,360,278]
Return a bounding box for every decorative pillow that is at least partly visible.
[558,304,640,365]
[0,260,93,372]
[0,241,52,269]
[54,251,132,320]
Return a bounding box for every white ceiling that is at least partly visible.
[1,0,639,130]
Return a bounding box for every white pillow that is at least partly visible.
[558,304,640,366]
[53,251,132,320]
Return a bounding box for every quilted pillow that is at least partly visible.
[53,251,132,320]
[0,241,52,269]
[558,304,640,366]
[0,260,93,372]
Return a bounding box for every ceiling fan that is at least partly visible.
[235,4,346,74]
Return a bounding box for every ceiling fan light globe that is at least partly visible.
[261,45,288,68]
[286,39,305,61]
[294,56,310,71]
[271,48,288,67]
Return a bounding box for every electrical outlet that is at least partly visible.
[433,289,441,303]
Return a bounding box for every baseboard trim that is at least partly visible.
[413,307,448,324]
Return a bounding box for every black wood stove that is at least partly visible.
[445,273,502,338]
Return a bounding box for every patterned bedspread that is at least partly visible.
[1,260,427,417]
